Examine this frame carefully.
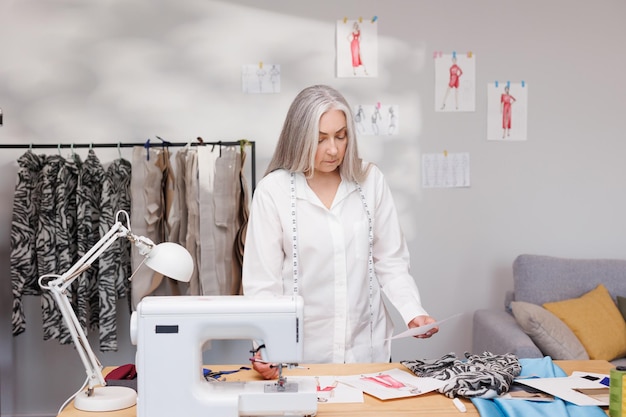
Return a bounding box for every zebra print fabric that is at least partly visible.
[401,351,521,398]
[10,150,132,352]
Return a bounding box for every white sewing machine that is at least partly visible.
[130,295,318,417]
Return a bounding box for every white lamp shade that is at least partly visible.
[144,242,193,282]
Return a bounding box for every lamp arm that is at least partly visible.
[56,220,130,293]
[46,279,107,392]
[38,215,138,394]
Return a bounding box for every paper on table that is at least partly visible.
[337,368,446,400]
[387,313,462,340]
[514,374,610,406]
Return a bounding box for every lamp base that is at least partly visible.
[74,386,137,412]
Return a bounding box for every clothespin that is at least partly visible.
[467,51,473,58]
[144,139,150,161]
[259,61,263,69]
[506,80,510,89]
[343,17,348,24]
[452,51,457,59]
[118,142,122,159]
[443,150,448,157]
[371,16,378,23]
[358,16,363,23]
[495,80,499,88]
[521,80,526,87]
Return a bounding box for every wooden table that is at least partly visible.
[58,360,613,416]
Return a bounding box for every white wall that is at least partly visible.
[1,0,626,415]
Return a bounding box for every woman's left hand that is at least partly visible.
[408,315,438,338]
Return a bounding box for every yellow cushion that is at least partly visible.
[543,284,626,361]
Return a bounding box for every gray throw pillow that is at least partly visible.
[510,301,589,360]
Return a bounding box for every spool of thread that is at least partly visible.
[610,366,626,417]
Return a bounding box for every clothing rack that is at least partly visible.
[0,139,256,190]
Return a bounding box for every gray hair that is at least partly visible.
[265,85,368,183]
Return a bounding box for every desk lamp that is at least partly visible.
[38,210,193,412]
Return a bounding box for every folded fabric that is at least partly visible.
[471,357,606,417]
[401,352,521,398]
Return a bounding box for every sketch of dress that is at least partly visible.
[348,22,368,76]
[371,105,381,135]
[440,56,463,110]
[387,107,396,135]
[501,86,516,138]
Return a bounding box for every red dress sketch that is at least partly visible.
[440,56,463,110]
[348,22,368,76]
[351,30,362,67]
[448,63,463,88]
[500,86,516,137]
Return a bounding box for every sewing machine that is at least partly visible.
[130,295,318,417]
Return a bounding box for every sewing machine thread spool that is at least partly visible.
[610,366,626,417]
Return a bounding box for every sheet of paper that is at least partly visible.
[388,313,462,340]
[422,152,470,188]
[515,375,609,406]
[337,368,446,400]
[288,376,364,403]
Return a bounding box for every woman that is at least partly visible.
[242,85,437,379]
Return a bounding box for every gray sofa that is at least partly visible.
[473,254,626,366]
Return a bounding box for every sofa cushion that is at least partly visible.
[510,301,589,360]
[543,284,626,361]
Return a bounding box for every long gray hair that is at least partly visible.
[265,85,368,183]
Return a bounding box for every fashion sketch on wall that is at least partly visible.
[242,63,281,94]
[336,19,378,78]
[487,81,528,141]
[434,52,476,112]
[353,103,399,137]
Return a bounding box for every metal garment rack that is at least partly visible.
[0,139,256,191]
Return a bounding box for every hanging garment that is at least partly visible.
[197,145,219,295]
[37,154,80,343]
[75,150,105,333]
[212,146,242,295]
[98,157,132,351]
[129,146,170,308]
[166,147,191,295]
[52,153,82,345]
[10,151,45,336]
[183,148,201,295]
[231,145,250,295]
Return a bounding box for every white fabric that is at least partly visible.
[242,164,428,364]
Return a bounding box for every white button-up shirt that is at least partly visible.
[242,165,428,363]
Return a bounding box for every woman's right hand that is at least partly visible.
[251,351,279,380]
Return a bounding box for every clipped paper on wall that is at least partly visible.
[422,152,470,188]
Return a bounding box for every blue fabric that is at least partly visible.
[471,358,606,417]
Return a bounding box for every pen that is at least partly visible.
[452,397,466,413]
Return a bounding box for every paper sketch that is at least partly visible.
[242,63,281,94]
[353,104,398,136]
[336,19,378,78]
[487,81,528,141]
[338,368,446,400]
[288,376,364,403]
[422,152,470,188]
[434,52,476,112]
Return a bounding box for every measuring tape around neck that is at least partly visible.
[290,171,375,360]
